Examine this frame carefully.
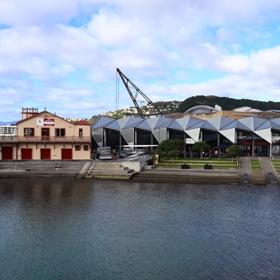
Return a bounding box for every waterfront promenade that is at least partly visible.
[1,157,279,186]
[0,160,89,177]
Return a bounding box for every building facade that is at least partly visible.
[0,108,91,160]
[0,125,17,160]
[92,106,280,157]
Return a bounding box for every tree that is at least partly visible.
[191,141,210,158]
[167,149,180,159]
[156,139,184,159]
[226,145,241,158]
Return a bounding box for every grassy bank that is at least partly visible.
[251,159,262,171]
[157,158,238,169]
[271,160,280,174]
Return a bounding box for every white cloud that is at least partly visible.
[1,0,280,119]
[0,0,79,25]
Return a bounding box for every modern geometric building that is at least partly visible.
[92,105,280,157]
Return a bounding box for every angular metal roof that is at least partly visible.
[146,116,174,130]
[92,116,115,129]
[200,120,217,131]
[135,119,152,131]
[255,120,272,131]
[117,116,143,130]
[167,120,184,131]
[176,116,204,130]
[238,117,267,131]
[92,114,280,147]
[207,116,235,130]
[105,120,121,131]
[270,118,280,130]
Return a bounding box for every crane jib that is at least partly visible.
[116,68,161,118]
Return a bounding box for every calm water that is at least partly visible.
[1,179,280,280]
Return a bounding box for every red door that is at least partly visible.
[61,148,72,160]
[2,146,13,160]
[41,148,51,160]
[21,148,32,160]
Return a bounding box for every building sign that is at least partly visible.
[44,118,55,126]
[37,118,55,127]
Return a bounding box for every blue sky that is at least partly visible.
[1,0,280,120]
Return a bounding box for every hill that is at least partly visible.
[100,95,280,118]
[176,95,280,112]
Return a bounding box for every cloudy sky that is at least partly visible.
[1,0,280,120]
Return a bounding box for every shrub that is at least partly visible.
[226,145,241,158]
[181,164,190,169]
[157,139,184,157]
[192,141,210,158]
[167,149,180,159]
[204,164,213,169]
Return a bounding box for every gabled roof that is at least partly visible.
[72,120,90,126]
[16,110,71,125]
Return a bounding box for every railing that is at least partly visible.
[0,136,91,143]
[0,136,17,143]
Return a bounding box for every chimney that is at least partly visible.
[21,108,39,120]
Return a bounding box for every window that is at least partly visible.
[83,145,89,151]
[79,128,83,137]
[75,145,81,151]
[0,126,16,135]
[55,128,65,137]
[24,128,34,137]
[41,128,50,138]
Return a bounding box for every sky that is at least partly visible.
[1,0,280,120]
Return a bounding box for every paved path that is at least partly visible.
[259,157,278,184]
[0,160,90,178]
[239,157,252,184]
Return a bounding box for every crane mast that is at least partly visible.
[116,68,161,118]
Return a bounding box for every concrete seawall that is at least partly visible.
[1,158,278,186]
[0,160,89,178]
[133,168,240,185]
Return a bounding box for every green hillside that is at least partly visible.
[176,95,280,112]
[101,95,280,118]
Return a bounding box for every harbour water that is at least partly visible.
[1,178,280,280]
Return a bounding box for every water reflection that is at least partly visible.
[0,178,94,204]
[1,179,280,280]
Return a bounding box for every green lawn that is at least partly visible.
[158,158,238,169]
[251,159,262,172]
[271,160,280,174]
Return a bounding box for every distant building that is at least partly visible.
[184,105,219,115]
[0,108,91,160]
[233,106,262,113]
